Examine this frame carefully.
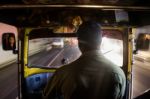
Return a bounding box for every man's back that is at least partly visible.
[44,51,126,99]
[43,21,126,99]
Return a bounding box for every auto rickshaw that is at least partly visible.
[1,1,150,99]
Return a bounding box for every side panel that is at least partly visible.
[123,28,133,99]
[21,28,56,99]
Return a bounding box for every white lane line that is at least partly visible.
[47,49,64,66]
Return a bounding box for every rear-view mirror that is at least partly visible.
[136,33,150,50]
[2,33,16,50]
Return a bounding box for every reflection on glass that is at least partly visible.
[101,37,123,66]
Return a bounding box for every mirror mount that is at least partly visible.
[13,50,18,54]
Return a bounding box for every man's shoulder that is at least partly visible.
[100,59,126,80]
[107,63,125,76]
[110,65,126,83]
[99,56,124,75]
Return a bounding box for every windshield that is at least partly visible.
[101,37,123,66]
[28,29,123,67]
[28,37,81,68]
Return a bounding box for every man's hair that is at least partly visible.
[77,21,102,49]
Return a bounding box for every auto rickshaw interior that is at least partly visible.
[0,3,150,99]
[22,26,125,99]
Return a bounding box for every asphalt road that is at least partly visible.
[0,46,149,99]
[132,60,150,98]
[0,62,18,99]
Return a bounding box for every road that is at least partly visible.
[0,46,150,99]
[132,60,150,98]
[0,62,18,99]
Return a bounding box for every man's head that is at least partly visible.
[77,21,102,52]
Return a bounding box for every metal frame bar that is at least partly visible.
[0,5,150,10]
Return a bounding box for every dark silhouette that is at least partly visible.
[43,21,126,99]
[2,34,16,50]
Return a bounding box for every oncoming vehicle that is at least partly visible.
[0,1,150,99]
[52,38,64,48]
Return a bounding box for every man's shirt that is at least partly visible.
[43,50,126,99]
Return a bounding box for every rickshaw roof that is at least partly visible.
[0,0,149,6]
[0,0,150,27]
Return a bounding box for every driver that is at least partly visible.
[43,21,126,99]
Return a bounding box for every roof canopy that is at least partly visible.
[0,1,150,27]
[0,0,149,6]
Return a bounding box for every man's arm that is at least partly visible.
[111,73,126,99]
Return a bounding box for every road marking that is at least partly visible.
[47,49,64,66]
